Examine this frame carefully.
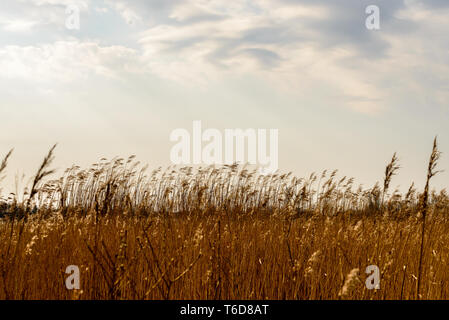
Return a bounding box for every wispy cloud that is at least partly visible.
[0,0,448,113]
[0,41,140,86]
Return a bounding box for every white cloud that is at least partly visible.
[23,0,89,8]
[0,41,141,86]
[108,1,141,25]
[1,19,39,32]
[131,0,449,113]
[1,0,448,114]
[95,7,109,14]
[0,0,90,34]
[135,1,385,112]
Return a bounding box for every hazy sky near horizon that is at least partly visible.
[0,0,448,193]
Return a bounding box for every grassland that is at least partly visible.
[0,138,448,300]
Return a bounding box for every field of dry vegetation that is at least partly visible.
[1,138,449,300]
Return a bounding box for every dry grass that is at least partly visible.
[0,138,448,300]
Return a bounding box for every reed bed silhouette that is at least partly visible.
[0,138,448,299]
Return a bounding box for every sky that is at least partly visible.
[0,0,448,194]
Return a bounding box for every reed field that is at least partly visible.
[1,138,449,300]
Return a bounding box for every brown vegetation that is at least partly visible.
[0,138,447,299]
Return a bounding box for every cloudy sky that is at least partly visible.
[0,0,448,192]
